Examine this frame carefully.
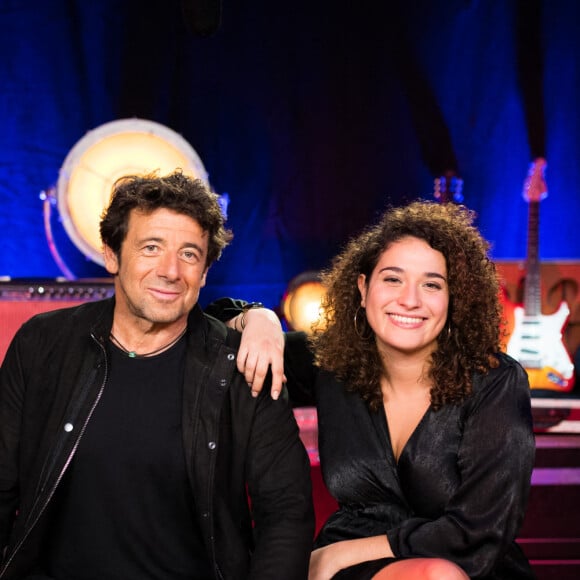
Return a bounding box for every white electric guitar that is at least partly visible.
[506,158,575,391]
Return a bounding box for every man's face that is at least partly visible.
[103,207,209,331]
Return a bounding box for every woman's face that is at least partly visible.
[357,236,449,361]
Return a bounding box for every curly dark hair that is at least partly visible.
[99,170,233,267]
[310,200,504,411]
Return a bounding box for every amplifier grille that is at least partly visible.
[0,279,114,363]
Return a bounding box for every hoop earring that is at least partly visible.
[354,306,372,340]
[443,323,452,341]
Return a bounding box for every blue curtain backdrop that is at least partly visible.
[1,0,579,307]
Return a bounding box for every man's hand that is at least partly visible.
[234,308,286,400]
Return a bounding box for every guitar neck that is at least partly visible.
[524,200,541,316]
[506,158,575,391]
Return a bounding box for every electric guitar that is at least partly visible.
[506,158,575,391]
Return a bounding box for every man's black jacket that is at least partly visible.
[0,298,314,579]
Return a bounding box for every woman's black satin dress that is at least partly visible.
[286,334,536,580]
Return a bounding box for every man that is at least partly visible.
[0,171,314,579]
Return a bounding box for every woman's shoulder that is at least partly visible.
[489,351,527,376]
[468,351,531,408]
[315,369,366,407]
[487,351,527,375]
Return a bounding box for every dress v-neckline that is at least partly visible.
[378,403,431,465]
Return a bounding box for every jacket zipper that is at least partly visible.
[0,335,109,577]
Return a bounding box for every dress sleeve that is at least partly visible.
[387,355,535,578]
[203,296,250,322]
[282,331,318,407]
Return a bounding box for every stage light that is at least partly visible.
[55,118,208,267]
[281,271,326,333]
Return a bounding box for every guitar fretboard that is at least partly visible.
[524,200,541,317]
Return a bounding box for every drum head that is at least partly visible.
[56,118,208,266]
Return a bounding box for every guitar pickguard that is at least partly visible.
[506,301,575,390]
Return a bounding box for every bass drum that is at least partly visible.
[56,118,208,266]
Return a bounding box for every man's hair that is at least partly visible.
[99,170,233,267]
[311,200,504,411]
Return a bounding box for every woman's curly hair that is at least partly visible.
[310,200,504,411]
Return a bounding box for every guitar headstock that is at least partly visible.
[433,170,464,204]
[523,158,548,203]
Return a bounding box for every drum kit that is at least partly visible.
[42,118,209,277]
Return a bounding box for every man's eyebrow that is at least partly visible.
[137,236,163,244]
[181,242,205,254]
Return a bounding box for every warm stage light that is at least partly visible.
[56,118,208,266]
[282,271,327,333]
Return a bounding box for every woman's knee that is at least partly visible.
[420,558,469,580]
[372,557,469,580]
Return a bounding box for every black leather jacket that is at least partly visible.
[0,298,314,579]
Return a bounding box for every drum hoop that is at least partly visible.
[56,118,208,266]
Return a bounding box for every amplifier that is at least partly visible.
[0,279,114,363]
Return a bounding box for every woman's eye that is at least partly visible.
[424,281,443,290]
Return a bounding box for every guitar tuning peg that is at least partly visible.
[451,177,464,203]
[432,174,464,204]
[523,158,548,202]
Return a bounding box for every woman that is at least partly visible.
[217,201,536,579]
